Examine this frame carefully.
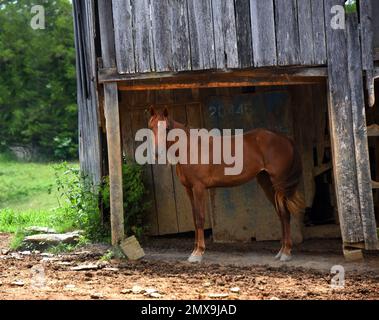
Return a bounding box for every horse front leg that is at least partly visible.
[185,187,198,257]
[188,185,206,263]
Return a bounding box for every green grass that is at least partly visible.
[0,153,110,251]
[0,153,61,210]
[0,153,80,249]
[0,208,77,234]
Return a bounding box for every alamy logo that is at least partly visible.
[31,5,45,30]
[31,264,46,289]
[331,265,345,289]
[134,121,244,176]
[331,5,345,30]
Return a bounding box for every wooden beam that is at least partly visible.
[371,180,379,189]
[313,163,332,177]
[367,124,379,137]
[104,83,124,245]
[112,67,327,91]
[98,66,328,84]
[117,78,324,91]
[98,0,124,245]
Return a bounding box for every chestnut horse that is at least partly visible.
[148,107,304,262]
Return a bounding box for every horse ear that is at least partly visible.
[163,107,169,118]
[149,106,156,116]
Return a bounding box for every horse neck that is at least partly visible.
[170,120,191,168]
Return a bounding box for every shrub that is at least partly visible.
[54,163,107,242]
[54,160,149,243]
[101,161,149,240]
[53,136,78,160]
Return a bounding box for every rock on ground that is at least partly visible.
[24,231,82,245]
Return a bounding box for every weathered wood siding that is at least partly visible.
[109,0,328,74]
[325,0,378,249]
[372,0,379,52]
[73,0,102,186]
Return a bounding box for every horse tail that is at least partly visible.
[274,141,305,216]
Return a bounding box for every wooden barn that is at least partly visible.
[72,0,379,258]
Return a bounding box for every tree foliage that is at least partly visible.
[0,0,77,159]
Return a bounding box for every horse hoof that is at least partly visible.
[280,254,292,262]
[275,250,283,260]
[188,255,203,263]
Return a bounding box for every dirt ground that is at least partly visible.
[1,233,379,300]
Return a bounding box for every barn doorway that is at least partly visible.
[117,81,340,244]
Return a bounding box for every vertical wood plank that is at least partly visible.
[346,12,378,250]
[74,0,103,186]
[324,0,364,245]
[104,83,125,245]
[274,0,300,65]
[297,0,314,65]
[119,100,134,158]
[132,0,155,73]
[360,0,375,71]
[250,0,277,66]
[234,0,253,68]
[212,0,239,69]
[187,0,216,70]
[360,0,375,107]
[151,0,173,72]
[111,0,135,73]
[170,0,191,71]
[311,0,327,64]
[98,0,117,68]
[312,84,328,164]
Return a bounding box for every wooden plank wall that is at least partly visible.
[73,0,102,186]
[324,0,378,249]
[109,0,328,75]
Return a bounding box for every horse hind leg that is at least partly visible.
[257,172,285,260]
[274,191,293,262]
[187,185,207,263]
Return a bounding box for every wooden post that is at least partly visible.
[98,0,124,245]
[104,83,125,245]
[325,0,364,246]
[346,12,379,250]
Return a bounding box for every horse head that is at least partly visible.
[147,106,171,160]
